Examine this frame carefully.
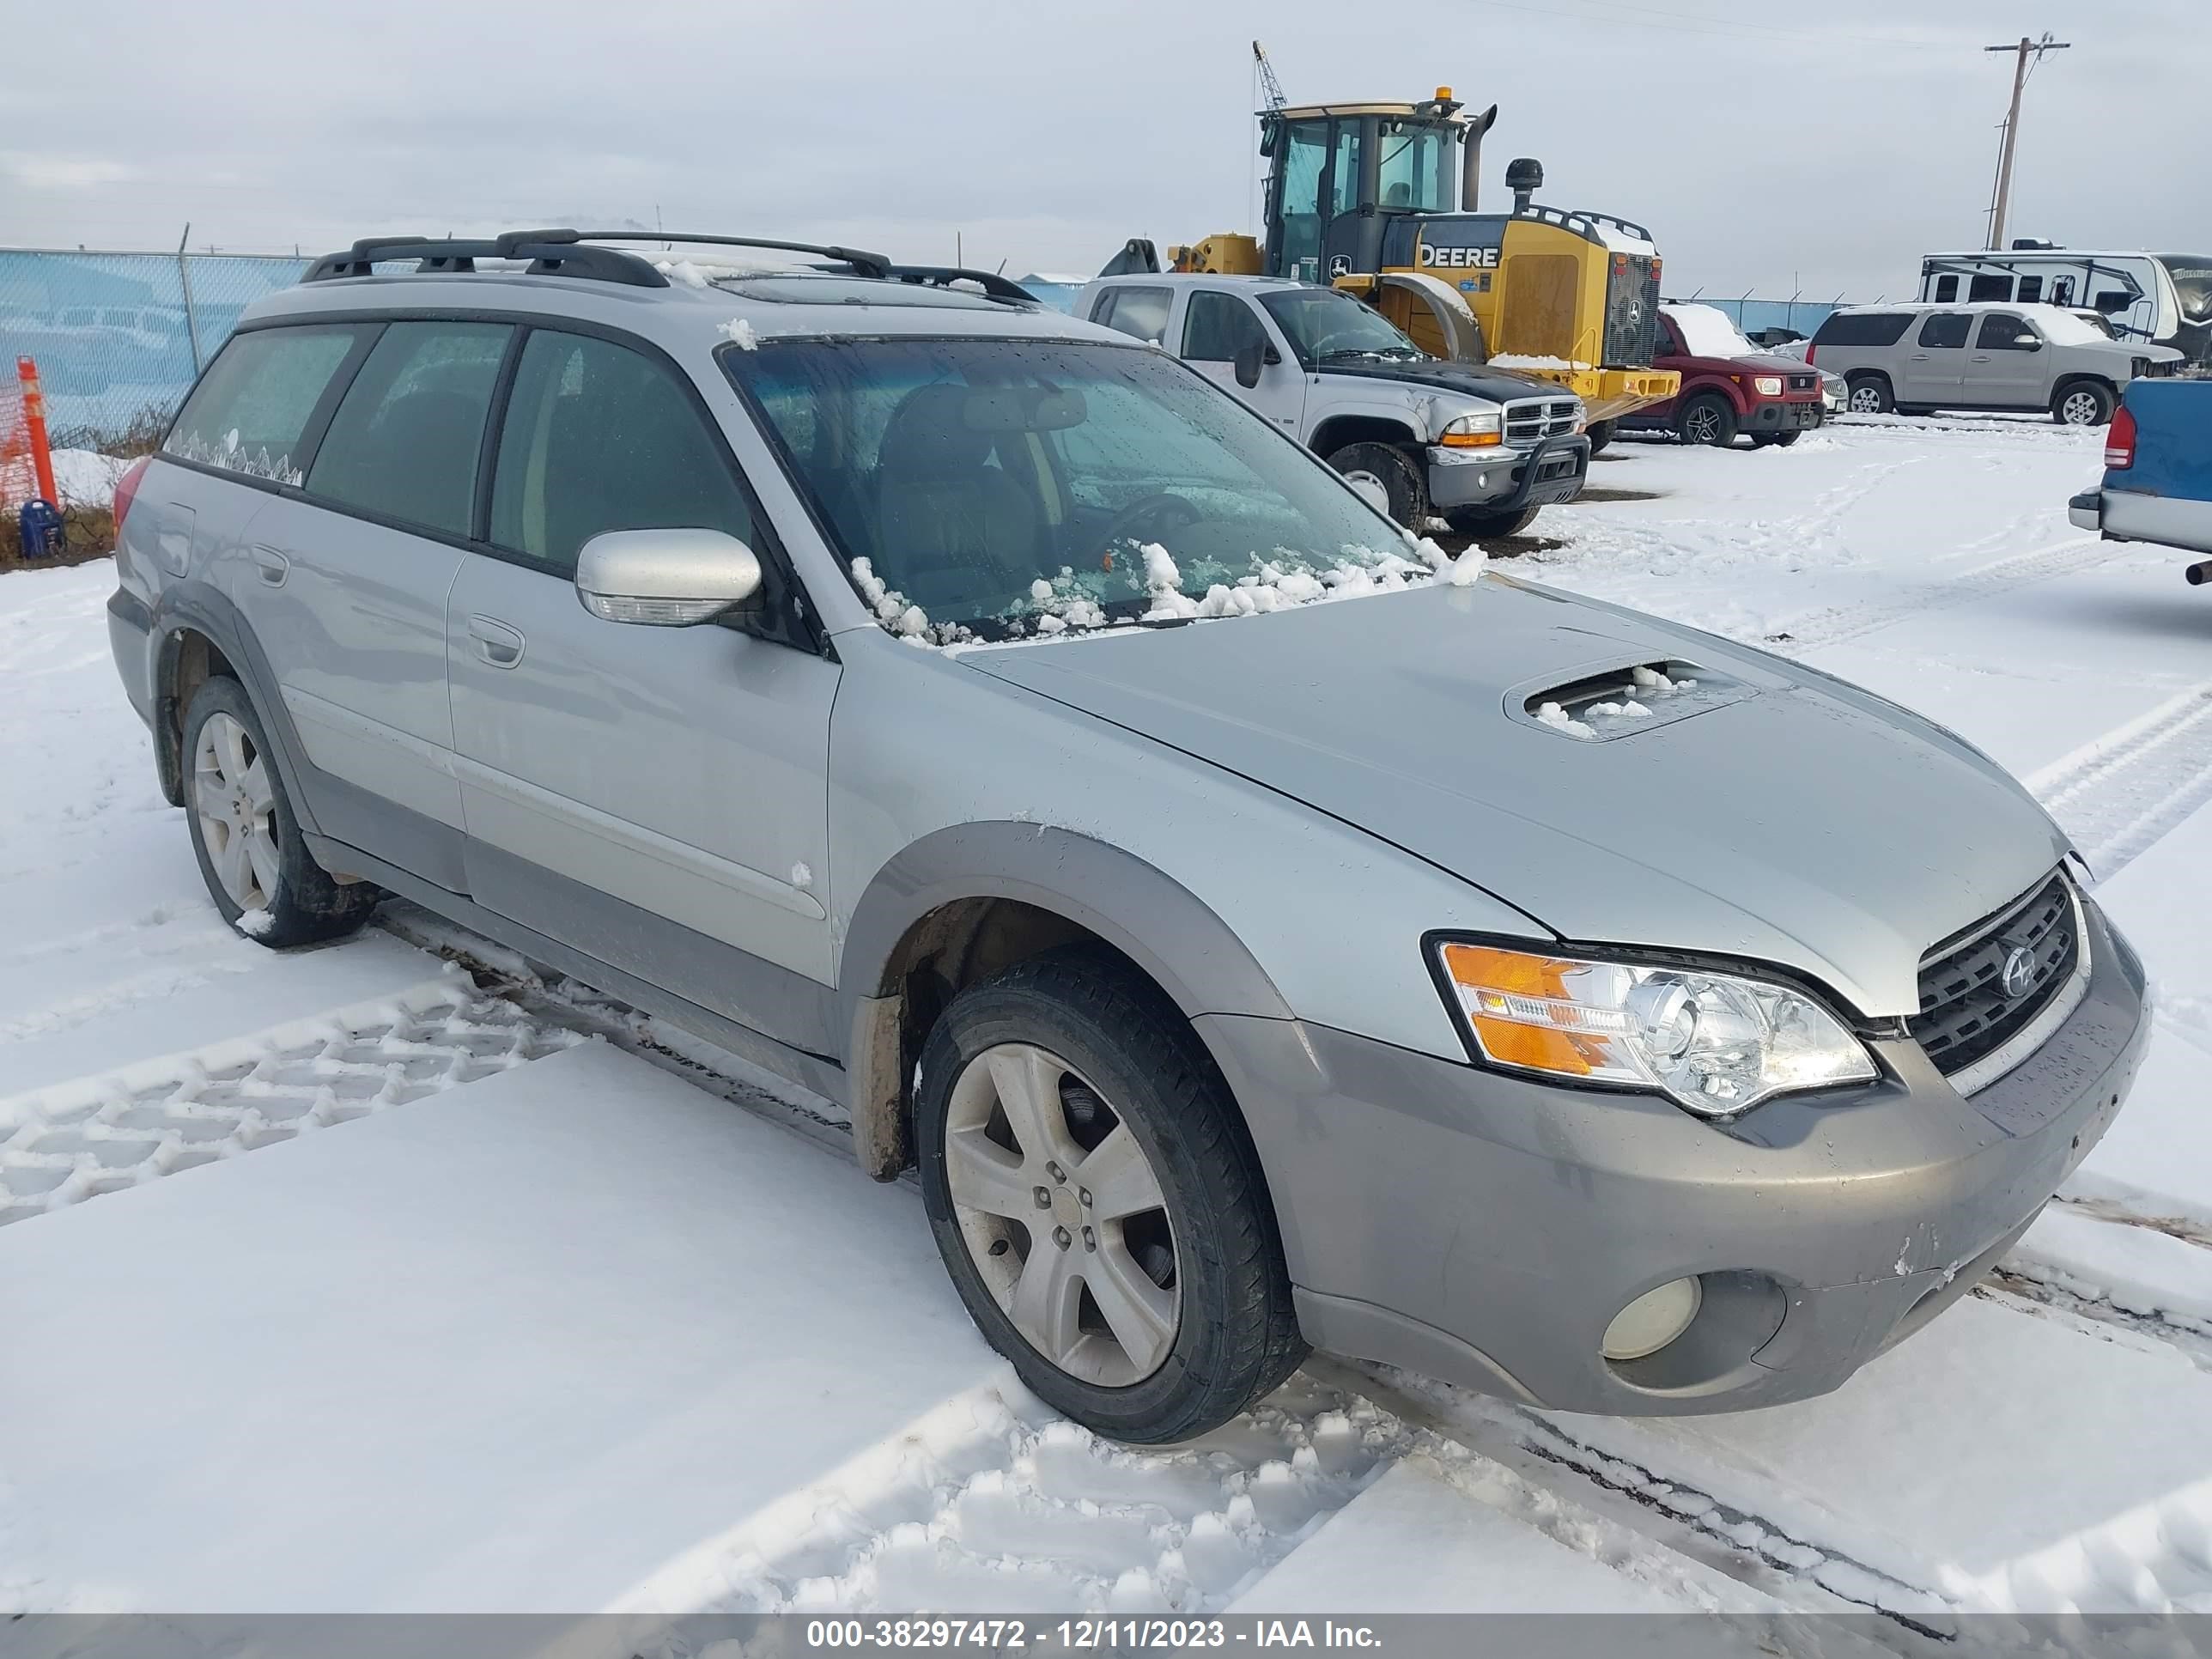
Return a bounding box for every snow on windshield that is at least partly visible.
[1664,304,1758,359]
[2027,306,2112,346]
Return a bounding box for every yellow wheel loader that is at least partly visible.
[1103,90,1677,428]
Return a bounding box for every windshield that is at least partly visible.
[1258,289,1425,368]
[2159,255,2212,325]
[1663,303,1757,359]
[1376,121,1453,214]
[2028,307,2112,346]
[728,337,1436,642]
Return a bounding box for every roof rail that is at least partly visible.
[882,264,1039,305]
[571,232,894,281]
[303,230,667,287]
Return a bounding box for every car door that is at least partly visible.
[1177,289,1308,435]
[1899,313,1970,404]
[446,324,841,1053]
[231,318,512,890]
[1969,312,2045,409]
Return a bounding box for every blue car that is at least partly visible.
[2069,378,2212,584]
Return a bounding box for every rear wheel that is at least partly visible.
[2054,381,2115,427]
[917,947,1304,1443]
[1750,430,1802,449]
[1325,441,1426,529]
[1676,393,1739,447]
[1846,374,1894,415]
[182,678,377,947]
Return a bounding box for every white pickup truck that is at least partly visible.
[1077,272,1589,539]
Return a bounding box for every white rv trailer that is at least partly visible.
[1918,248,2212,366]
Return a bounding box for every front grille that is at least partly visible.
[1504,398,1582,444]
[1788,373,1817,392]
[1910,873,2079,1079]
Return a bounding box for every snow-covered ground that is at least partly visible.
[4,416,2212,1628]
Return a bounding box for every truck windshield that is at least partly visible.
[1376,121,1453,214]
[727,337,1430,642]
[2159,255,2212,325]
[1259,289,1425,368]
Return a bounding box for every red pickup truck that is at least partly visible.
[1610,302,1826,449]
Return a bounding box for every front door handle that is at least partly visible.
[250,544,289,586]
[466,614,526,669]
[1969,354,1992,362]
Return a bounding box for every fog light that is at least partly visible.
[1602,1277,1702,1360]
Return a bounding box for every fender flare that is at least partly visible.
[837,822,1295,1176]
[148,581,322,836]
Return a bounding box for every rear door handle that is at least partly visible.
[250,544,289,586]
[466,614,526,668]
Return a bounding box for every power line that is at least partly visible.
[1982,32,2071,250]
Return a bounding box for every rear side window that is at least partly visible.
[164,325,363,484]
[306,321,510,537]
[489,330,754,578]
[1812,312,1912,348]
[1181,292,1270,362]
[1917,314,1971,349]
[1093,286,1171,344]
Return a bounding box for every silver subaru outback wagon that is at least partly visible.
[106,230,2147,1443]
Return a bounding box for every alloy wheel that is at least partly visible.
[1683,406,1722,443]
[2059,389,2102,425]
[1850,386,1886,413]
[192,711,279,910]
[942,1042,1181,1386]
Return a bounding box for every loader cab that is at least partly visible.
[1263,98,1470,284]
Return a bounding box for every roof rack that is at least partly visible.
[571,232,894,281]
[881,264,1039,305]
[303,230,670,286]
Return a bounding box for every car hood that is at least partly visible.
[1315,358,1560,404]
[961,578,2069,1018]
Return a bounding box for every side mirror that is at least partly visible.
[575,528,763,626]
[2025,337,2045,351]
[1234,340,1266,387]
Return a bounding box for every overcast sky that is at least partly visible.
[5,0,2203,300]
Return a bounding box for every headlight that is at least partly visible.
[1434,942,1877,1115]
[1440,410,1503,447]
[1753,375,1784,398]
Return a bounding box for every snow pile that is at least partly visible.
[657,258,713,289]
[48,449,134,508]
[1632,664,1698,695]
[234,907,275,938]
[1533,702,1595,738]
[719,318,760,350]
[1489,354,1591,374]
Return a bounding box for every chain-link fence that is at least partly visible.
[0,249,310,447]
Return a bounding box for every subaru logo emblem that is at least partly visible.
[1999,946,2037,1000]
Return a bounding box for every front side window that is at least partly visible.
[1259,289,1422,368]
[729,337,1417,641]
[1094,287,1171,345]
[490,329,754,578]
[307,321,510,536]
[1181,292,1271,362]
[1917,313,1971,349]
[1976,313,2039,351]
[164,325,365,485]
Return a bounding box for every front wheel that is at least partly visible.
[1325,441,1426,529]
[917,947,1305,1443]
[1676,392,1739,447]
[182,678,377,946]
[2054,381,2116,427]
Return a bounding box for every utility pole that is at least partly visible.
[1983,32,2070,250]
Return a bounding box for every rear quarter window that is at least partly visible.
[163,325,367,484]
[1812,312,1914,349]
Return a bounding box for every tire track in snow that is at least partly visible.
[2026,683,2212,879]
[1760,534,2121,654]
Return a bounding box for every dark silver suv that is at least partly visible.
[106,230,2146,1442]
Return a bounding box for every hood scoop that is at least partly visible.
[1511,659,1752,741]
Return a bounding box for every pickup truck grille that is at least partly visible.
[1909,872,2079,1081]
[1504,398,1581,444]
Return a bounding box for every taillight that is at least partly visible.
[1805,343,1818,368]
[2105,405,2136,470]
[112,455,152,535]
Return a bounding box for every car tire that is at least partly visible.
[1584,420,1615,457]
[1325,441,1426,530]
[1846,374,1894,416]
[1750,431,1802,448]
[2053,380,2116,427]
[1444,503,1540,539]
[1676,393,1739,447]
[181,677,378,947]
[916,945,1306,1443]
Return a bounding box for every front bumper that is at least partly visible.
[1742,398,1825,433]
[1200,895,2148,1416]
[1425,433,1590,512]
